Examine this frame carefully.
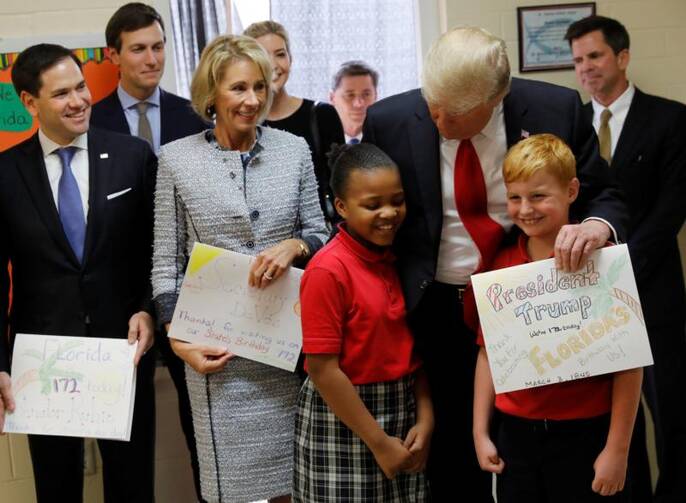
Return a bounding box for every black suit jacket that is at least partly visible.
[90,88,209,144]
[583,88,686,326]
[0,128,157,372]
[364,78,627,312]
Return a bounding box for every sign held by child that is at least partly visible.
[472,244,653,393]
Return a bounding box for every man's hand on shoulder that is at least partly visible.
[0,371,15,433]
[128,311,155,366]
[554,220,611,272]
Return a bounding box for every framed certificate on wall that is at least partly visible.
[517,3,596,72]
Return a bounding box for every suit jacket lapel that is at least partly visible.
[82,130,111,269]
[503,81,528,147]
[612,89,644,169]
[159,89,172,145]
[409,98,442,245]
[16,134,81,266]
[108,92,132,135]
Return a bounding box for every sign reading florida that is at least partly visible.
[4,334,137,440]
[471,245,653,393]
[168,243,304,372]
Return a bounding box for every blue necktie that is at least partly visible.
[348,138,360,144]
[56,147,86,262]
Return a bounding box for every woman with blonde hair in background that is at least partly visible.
[244,20,344,224]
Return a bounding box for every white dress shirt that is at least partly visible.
[435,103,513,284]
[345,133,363,144]
[39,129,89,218]
[591,83,635,157]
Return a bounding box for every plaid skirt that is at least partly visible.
[293,374,429,502]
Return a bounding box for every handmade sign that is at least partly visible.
[471,244,653,393]
[168,243,303,372]
[4,334,137,440]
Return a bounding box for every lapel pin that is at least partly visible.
[100,153,109,159]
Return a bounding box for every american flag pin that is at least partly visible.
[521,130,530,138]
[100,153,109,159]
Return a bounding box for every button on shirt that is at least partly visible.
[435,103,513,284]
[591,83,635,159]
[39,129,89,218]
[118,84,161,153]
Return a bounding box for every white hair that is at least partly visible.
[422,26,511,115]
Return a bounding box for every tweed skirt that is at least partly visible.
[293,374,429,502]
[185,357,301,503]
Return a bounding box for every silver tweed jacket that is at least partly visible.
[152,127,329,322]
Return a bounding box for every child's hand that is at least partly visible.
[371,435,412,479]
[592,446,628,496]
[474,433,505,474]
[402,421,433,473]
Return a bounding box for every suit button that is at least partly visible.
[250,210,260,221]
[246,240,255,249]
[420,280,430,290]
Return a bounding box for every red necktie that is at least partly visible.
[454,138,504,272]
[455,138,504,333]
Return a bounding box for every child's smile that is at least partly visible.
[335,167,406,249]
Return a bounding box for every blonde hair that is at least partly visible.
[190,34,273,122]
[243,20,291,57]
[422,26,510,115]
[503,134,576,184]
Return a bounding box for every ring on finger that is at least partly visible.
[263,272,274,280]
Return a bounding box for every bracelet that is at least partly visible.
[297,240,309,258]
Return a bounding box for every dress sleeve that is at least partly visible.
[294,138,330,261]
[151,149,189,324]
[300,266,347,354]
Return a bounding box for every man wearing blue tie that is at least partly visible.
[0,44,156,503]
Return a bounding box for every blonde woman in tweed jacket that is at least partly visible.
[151,35,328,503]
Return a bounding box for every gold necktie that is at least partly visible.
[135,102,153,147]
[598,108,612,165]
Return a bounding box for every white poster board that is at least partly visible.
[168,243,303,372]
[471,245,653,393]
[5,334,137,440]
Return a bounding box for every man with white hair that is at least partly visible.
[364,26,626,501]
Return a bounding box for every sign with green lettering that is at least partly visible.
[0,82,32,132]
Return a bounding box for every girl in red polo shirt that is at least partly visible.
[293,143,433,502]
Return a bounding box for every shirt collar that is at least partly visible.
[516,233,558,261]
[336,223,395,264]
[117,83,161,109]
[38,129,88,158]
[439,101,503,145]
[591,82,635,119]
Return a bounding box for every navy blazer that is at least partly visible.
[364,78,627,312]
[584,88,686,326]
[0,128,156,372]
[90,88,210,144]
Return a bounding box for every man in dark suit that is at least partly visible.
[0,44,156,502]
[90,3,207,152]
[90,5,207,499]
[364,26,626,502]
[567,16,686,503]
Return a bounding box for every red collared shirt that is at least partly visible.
[300,226,421,385]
